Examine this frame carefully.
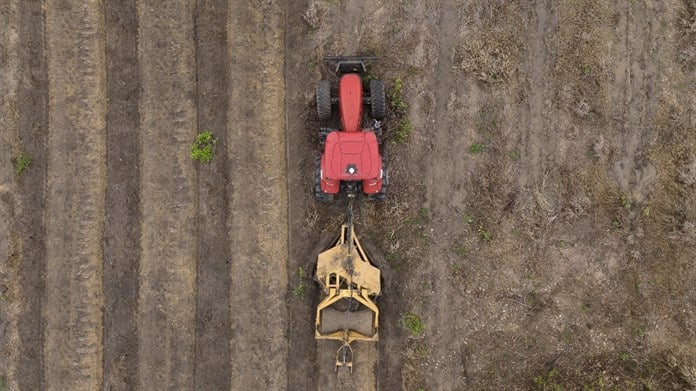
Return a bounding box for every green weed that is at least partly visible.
[386,251,404,262]
[451,246,467,258]
[463,213,475,224]
[478,224,491,241]
[533,368,562,391]
[620,195,631,209]
[293,267,306,298]
[474,105,500,134]
[469,143,487,154]
[393,119,413,144]
[0,375,6,391]
[403,311,424,336]
[190,130,217,163]
[507,149,521,160]
[14,151,32,176]
[389,77,408,114]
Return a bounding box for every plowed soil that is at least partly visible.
[1,1,695,390]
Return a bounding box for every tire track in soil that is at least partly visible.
[227,1,288,388]
[15,1,48,388]
[284,1,322,390]
[193,1,231,389]
[423,2,470,389]
[518,0,556,190]
[136,2,198,389]
[609,2,660,200]
[103,1,140,389]
[43,1,107,389]
[0,3,22,389]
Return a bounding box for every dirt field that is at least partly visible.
[1,0,695,390]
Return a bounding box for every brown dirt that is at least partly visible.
[1,0,695,390]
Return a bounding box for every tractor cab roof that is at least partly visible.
[323,131,381,181]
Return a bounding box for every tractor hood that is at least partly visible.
[323,131,382,180]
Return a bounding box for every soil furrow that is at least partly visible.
[136,2,198,389]
[227,1,288,388]
[103,1,140,389]
[43,1,107,389]
[14,1,48,389]
[423,2,469,389]
[518,0,556,188]
[609,2,659,198]
[193,1,232,389]
[0,3,22,389]
[284,1,321,389]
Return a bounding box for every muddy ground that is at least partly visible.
[1,0,695,390]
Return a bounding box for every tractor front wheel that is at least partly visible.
[369,80,385,120]
[317,80,332,120]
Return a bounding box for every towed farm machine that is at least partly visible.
[312,57,387,371]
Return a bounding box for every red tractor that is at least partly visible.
[314,57,388,202]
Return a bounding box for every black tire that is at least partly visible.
[369,80,385,120]
[314,155,333,202]
[367,157,387,202]
[317,80,331,120]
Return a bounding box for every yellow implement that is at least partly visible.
[314,223,381,372]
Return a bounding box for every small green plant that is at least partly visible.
[507,149,521,160]
[389,77,408,114]
[403,311,424,336]
[407,65,419,76]
[469,143,487,153]
[619,351,632,362]
[463,213,475,224]
[451,246,467,258]
[405,207,429,226]
[474,106,500,134]
[533,368,562,390]
[641,206,651,217]
[385,250,404,262]
[14,151,32,176]
[580,304,590,313]
[620,195,631,209]
[293,267,306,298]
[0,375,7,391]
[393,119,413,144]
[190,130,217,163]
[449,263,463,275]
[478,224,491,241]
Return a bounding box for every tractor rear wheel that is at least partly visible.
[369,80,385,120]
[314,155,333,202]
[317,80,331,120]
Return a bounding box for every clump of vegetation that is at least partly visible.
[293,267,306,298]
[389,77,408,114]
[533,368,562,390]
[469,143,487,154]
[402,311,424,336]
[451,246,467,258]
[507,150,521,160]
[14,151,32,176]
[474,104,501,134]
[190,130,217,163]
[389,77,413,144]
[478,224,492,241]
[394,120,413,144]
